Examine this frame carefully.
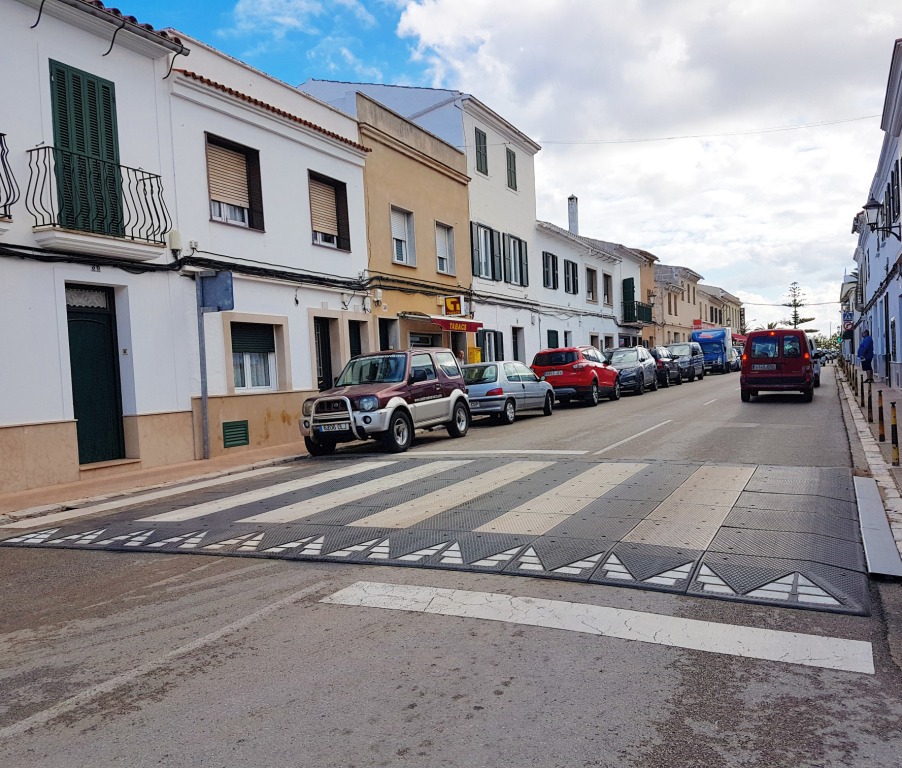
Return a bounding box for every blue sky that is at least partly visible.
[119,1,902,335]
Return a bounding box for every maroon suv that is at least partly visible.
[530,346,621,405]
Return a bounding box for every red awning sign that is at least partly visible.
[427,315,483,333]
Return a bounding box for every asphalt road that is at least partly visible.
[2,365,901,768]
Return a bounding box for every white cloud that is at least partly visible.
[395,0,899,335]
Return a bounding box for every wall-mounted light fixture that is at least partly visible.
[862,196,901,240]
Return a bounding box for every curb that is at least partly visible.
[838,369,902,559]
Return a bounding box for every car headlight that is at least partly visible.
[302,399,315,416]
[358,395,379,412]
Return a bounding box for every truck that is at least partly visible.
[690,327,733,374]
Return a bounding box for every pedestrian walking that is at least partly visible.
[858,329,874,383]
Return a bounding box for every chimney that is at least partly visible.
[567,195,578,235]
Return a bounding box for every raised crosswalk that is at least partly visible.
[0,456,868,615]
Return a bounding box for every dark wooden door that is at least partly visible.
[67,286,124,464]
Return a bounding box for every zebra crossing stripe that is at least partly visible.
[367,539,392,559]
[601,554,635,581]
[3,529,60,544]
[95,530,152,547]
[439,542,463,565]
[398,541,453,562]
[553,553,606,576]
[644,563,694,586]
[297,536,325,556]
[146,532,203,549]
[237,460,473,524]
[472,546,524,568]
[123,531,155,547]
[515,547,545,571]
[141,462,400,523]
[351,461,555,529]
[178,532,209,549]
[695,565,736,595]
[263,537,316,554]
[328,538,381,558]
[203,533,259,551]
[45,529,107,546]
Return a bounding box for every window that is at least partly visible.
[603,273,613,305]
[475,128,488,175]
[410,353,437,381]
[564,331,573,346]
[476,329,504,362]
[506,148,517,190]
[231,322,276,391]
[604,335,615,349]
[435,350,460,377]
[391,206,415,266]
[436,223,454,274]
[543,251,559,289]
[207,134,263,231]
[504,235,529,286]
[586,267,598,302]
[564,260,578,294]
[50,60,123,236]
[309,171,350,250]
[471,222,501,280]
[547,329,559,348]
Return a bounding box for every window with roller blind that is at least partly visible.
[230,322,276,391]
[391,206,415,266]
[309,171,351,251]
[205,134,263,230]
[435,222,454,275]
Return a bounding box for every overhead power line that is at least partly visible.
[530,114,881,146]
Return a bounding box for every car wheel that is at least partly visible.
[675,372,683,385]
[499,399,516,425]
[304,436,336,456]
[635,379,645,395]
[802,389,814,403]
[649,372,658,391]
[543,392,554,416]
[740,389,751,403]
[446,400,471,438]
[688,369,696,382]
[661,373,670,388]
[699,368,705,380]
[381,410,413,453]
[609,379,621,401]
[585,380,600,407]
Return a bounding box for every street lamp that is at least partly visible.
[861,196,901,240]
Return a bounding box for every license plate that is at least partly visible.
[752,364,776,371]
[545,370,563,376]
[317,424,350,432]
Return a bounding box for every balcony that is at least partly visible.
[0,133,20,232]
[25,146,171,259]
[622,300,653,324]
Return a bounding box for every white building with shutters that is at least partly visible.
[0,0,373,494]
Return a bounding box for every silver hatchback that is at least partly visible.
[463,361,555,424]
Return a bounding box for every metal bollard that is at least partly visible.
[878,390,885,442]
[860,375,866,408]
[868,381,873,423]
[892,402,899,467]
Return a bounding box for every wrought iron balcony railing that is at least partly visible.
[25,146,171,245]
[622,300,653,324]
[0,134,20,218]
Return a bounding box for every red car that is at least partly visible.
[530,346,621,406]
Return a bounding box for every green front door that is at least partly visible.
[66,285,125,464]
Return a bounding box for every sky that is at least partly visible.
[120,0,902,338]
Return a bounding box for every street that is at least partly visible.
[2,366,902,768]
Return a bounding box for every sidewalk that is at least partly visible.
[835,360,902,558]
[0,442,309,524]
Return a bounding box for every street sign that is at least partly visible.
[443,295,463,315]
[842,311,854,323]
[843,321,853,331]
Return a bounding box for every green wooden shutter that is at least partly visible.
[623,277,635,303]
[50,60,121,236]
[519,241,528,287]
[470,222,480,275]
[231,323,275,353]
[502,233,512,282]
[491,229,503,281]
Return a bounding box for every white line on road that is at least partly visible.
[702,399,718,406]
[594,420,672,455]
[2,465,294,529]
[0,582,328,741]
[409,450,588,456]
[322,581,875,675]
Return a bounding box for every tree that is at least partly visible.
[782,282,817,332]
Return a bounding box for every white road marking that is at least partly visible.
[351,461,555,528]
[475,462,647,535]
[322,582,874,675]
[140,462,397,522]
[410,450,588,456]
[237,460,472,524]
[702,399,718,406]
[0,582,327,740]
[594,420,672,455]
[2,465,294,529]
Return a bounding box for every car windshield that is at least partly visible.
[609,349,639,363]
[533,351,577,366]
[699,342,721,354]
[463,364,498,385]
[668,344,690,357]
[335,354,407,385]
